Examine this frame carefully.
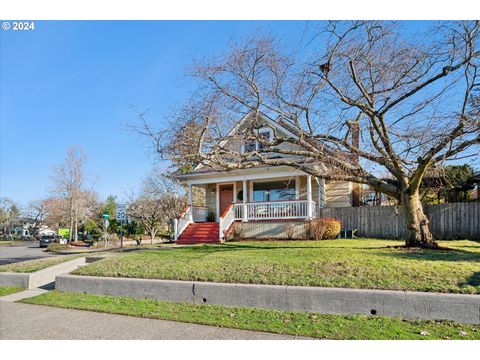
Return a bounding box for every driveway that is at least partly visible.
[0,243,55,265]
[0,302,307,340]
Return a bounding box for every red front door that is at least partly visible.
[219,185,233,217]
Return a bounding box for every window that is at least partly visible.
[253,180,296,202]
[244,140,256,153]
[243,127,273,153]
[257,129,272,151]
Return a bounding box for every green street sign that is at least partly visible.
[102,213,110,219]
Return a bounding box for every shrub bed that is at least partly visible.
[305,218,341,240]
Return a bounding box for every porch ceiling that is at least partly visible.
[181,166,309,185]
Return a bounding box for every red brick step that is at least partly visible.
[176,222,220,245]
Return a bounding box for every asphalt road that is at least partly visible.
[0,302,307,340]
[0,243,55,265]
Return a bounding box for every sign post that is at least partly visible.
[116,204,126,248]
[102,213,110,249]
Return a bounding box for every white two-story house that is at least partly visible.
[174,111,354,244]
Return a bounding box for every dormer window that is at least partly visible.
[243,127,273,153]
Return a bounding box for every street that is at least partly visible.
[0,243,55,265]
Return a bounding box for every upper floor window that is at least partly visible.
[243,127,273,153]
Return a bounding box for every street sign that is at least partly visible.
[116,204,126,221]
[102,213,110,219]
[116,204,127,248]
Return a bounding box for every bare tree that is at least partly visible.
[26,199,49,238]
[42,197,69,229]
[128,171,186,244]
[0,197,20,236]
[50,147,92,242]
[137,21,480,248]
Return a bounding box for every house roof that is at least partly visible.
[177,110,354,178]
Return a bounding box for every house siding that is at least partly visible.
[205,184,216,216]
[298,176,320,202]
[325,181,352,208]
[231,221,308,240]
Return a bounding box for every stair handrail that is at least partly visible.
[218,204,234,242]
[174,205,192,241]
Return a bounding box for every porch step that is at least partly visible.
[176,222,220,245]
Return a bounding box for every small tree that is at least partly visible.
[128,197,164,243]
[0,197,20,237]
[126,220,144,245]
[26,199,49,238]
[49,147,96,242]
[128,171,186,243]
[421,165,478,204]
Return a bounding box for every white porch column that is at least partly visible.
[188,183,193,206]
[188,183,193,221]
[307,175,313,218]
[242,178,248,222]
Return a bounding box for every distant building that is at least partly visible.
[361,188,395,206]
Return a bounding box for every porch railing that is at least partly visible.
[233,200,316,221]
[219,204,235,241]
[174,206,192,241]
[192,206,209,222]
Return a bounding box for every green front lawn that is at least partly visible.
[22,291,480,340]
[0,255,83,273]
[0,286,24,296]
[72,239,480,294]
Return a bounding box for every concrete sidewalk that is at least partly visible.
[0,302,308,340]
[0,288,49,302]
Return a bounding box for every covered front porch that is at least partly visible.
[174,167,327,242]
[188,173,325,222]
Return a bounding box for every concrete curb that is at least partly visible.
[56,275,480,324]
[0,257,86,289]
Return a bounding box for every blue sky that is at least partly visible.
[1,21,434,206]
[1,21,310,205]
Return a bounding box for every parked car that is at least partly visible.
[39,235,56,248]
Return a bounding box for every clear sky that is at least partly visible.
[0,21,308,206]
[1,21,431,206]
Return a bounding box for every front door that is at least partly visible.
[219,185,233,217]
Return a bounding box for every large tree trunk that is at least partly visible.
[400,190,438,248]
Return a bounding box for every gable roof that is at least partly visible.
[218,110,300,147]
[184,110,354,176]
[191,110,301,174]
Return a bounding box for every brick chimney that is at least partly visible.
[350,120,361,207]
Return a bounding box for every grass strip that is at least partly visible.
[23,290,480,340]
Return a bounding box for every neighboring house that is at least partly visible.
[7,218,55,240]
[8,224,32,239]
[174,111,355,244]
[361,188,395,206]
[36,226,56,238]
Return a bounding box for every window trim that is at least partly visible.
[241,127,274,153]
[250,177,298,202]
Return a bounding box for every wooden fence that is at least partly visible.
[317,202,480,240]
